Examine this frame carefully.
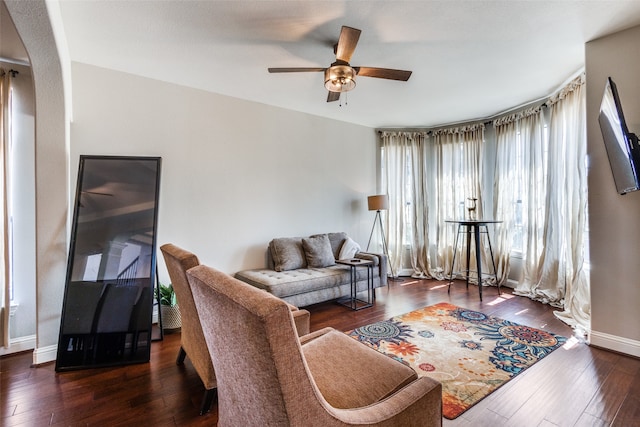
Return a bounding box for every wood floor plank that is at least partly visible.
[612,394,640,427]
[1,278,638,426]
[505,355,593,426]
[574,412,609,427]
[541,349,614,426]
[584,360,636,423]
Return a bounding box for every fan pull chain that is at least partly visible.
[340,92,348,107]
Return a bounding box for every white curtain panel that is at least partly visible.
[546,75,590,330]
[381,126,486,280]
[380,131,431,278]
[493,106,545,285]
[431,125,485,282]
[1,70,12,348]
[514,74,590,331]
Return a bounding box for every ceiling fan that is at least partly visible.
[78,190,113,208]
[268,26,412,102]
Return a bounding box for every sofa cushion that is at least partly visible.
[302,234,335,268]
[338,237,361,260]
[270,237,306,272]
[326,232,348,259]
[235,265,380,300]
[301,329,419,409]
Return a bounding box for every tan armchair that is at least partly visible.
[187,264,443,426]
[160,243,311,415]
[160,244,217,415]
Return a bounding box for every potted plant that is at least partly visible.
[158,283,181,331]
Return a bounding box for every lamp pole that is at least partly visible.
[366,194,399,280]
[366,209,396,279]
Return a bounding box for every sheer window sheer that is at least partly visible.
[511,75,590,332]
[380,131,430,278]
[380,125,485,280]
[493,106,547,286]
[1,70,13,348]
[432,125,485,282]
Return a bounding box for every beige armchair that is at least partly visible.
[160,243,311,415]
[160,244,218,415]
[187,263,443,426]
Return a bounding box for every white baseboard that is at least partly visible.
[0,334,36,356]
[32,344,58,365]
[394,270,517,289]
[590,330,640,358]
[397,268,414,277]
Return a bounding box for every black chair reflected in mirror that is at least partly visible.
[92,284,139,362]
[59,282,107,365]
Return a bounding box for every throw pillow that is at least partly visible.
[270,237,306,271]
[338,237,361,260]
[302,234,335,268]
[326,232,348,259]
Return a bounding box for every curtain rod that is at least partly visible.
[376,69,584,134]
[376,102,548,135]
[0,56,30,67]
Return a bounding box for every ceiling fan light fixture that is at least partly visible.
[324,64,356,92]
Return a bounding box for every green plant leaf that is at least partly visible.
[156,283,177,306]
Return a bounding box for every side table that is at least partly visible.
[336,258,374,310]
[445,219,502,301]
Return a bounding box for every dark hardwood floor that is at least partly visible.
[2,279,639,426]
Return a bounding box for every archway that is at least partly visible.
[4,0,70,364]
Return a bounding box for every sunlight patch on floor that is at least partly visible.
[486,293,515,306]
[399,280,419,286]
[563,336,580,350]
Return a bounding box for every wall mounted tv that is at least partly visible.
[598,76,640,195]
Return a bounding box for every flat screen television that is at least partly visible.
[598,76,640,195]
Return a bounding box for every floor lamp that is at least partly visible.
[366,194,398,280]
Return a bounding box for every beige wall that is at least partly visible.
[586,25,640,357]
[70,63,379,283]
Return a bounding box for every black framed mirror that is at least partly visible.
[56,156,162,371]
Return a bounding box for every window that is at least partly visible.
[509,125,549,255]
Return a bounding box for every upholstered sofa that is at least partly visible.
[235,232,388,308]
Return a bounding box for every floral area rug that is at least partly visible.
[345,302,567,419]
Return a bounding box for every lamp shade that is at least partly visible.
[324,65,356,92]
[367,194,389,211]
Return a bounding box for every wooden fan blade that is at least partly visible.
[355,67,412,81]
[268,67,326,73]
[327,91,340,102]
[82,190,114,197]
[335,26,361,63]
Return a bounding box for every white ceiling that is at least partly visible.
[54,1,640,128]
